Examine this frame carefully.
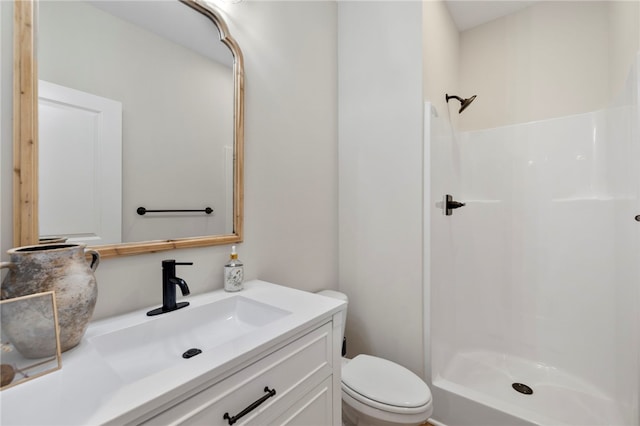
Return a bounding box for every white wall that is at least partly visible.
[1,0,338,320]
[459,1,610,131]
[458,1,639,132]
[338,1,424,375]
[609,1,640,99]
[422,0,459,125]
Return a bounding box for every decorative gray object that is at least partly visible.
[1,244,99,358]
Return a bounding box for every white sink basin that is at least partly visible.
[89,296,290,383]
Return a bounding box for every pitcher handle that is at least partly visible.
[0,262,15,271]
[85,250,100,272]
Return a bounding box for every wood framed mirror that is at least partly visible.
[13,0,244,258]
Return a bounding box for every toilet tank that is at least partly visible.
[316,290,348,343]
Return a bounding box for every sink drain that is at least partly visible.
[512,382,533,395]
[182,348,202,359]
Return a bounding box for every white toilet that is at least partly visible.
[317,290,433,426]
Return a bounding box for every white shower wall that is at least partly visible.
[429,60,639,424]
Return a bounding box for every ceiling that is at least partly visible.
[444,0,538,31]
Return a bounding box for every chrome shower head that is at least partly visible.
[446,94,477,114]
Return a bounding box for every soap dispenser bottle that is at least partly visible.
[224,245,244,292]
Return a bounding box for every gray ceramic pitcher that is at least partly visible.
[0,243,99,357]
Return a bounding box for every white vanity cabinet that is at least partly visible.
[140,322,335,426]
[0,281,345,426]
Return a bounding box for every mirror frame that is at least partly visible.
[13,0,244,258]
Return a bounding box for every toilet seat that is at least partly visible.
[341,354,432,414]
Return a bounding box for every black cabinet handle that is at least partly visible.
[223,387,276,425]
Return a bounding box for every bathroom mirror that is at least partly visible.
[13,0,244,258]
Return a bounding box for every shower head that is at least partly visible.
[446,94,477,114]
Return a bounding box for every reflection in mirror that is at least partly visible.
[13,0,244,258]
[38,0,234,244]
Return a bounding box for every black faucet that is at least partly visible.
[147,260,192,316]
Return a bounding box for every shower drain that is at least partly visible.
[512,383,533,395]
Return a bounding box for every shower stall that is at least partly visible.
[424,4,640,424]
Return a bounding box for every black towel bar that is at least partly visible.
[137,207,213,215]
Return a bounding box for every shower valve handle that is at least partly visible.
[445,194,465,216]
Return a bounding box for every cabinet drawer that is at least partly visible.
[142,322,332,425]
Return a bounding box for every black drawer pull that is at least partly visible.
[223,387,276,425]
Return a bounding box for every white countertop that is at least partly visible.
[0,280,345,426]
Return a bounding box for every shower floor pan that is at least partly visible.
[433,350,627,425]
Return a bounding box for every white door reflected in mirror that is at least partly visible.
[39,80,123,245]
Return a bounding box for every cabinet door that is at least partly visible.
[269,377,333,426]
